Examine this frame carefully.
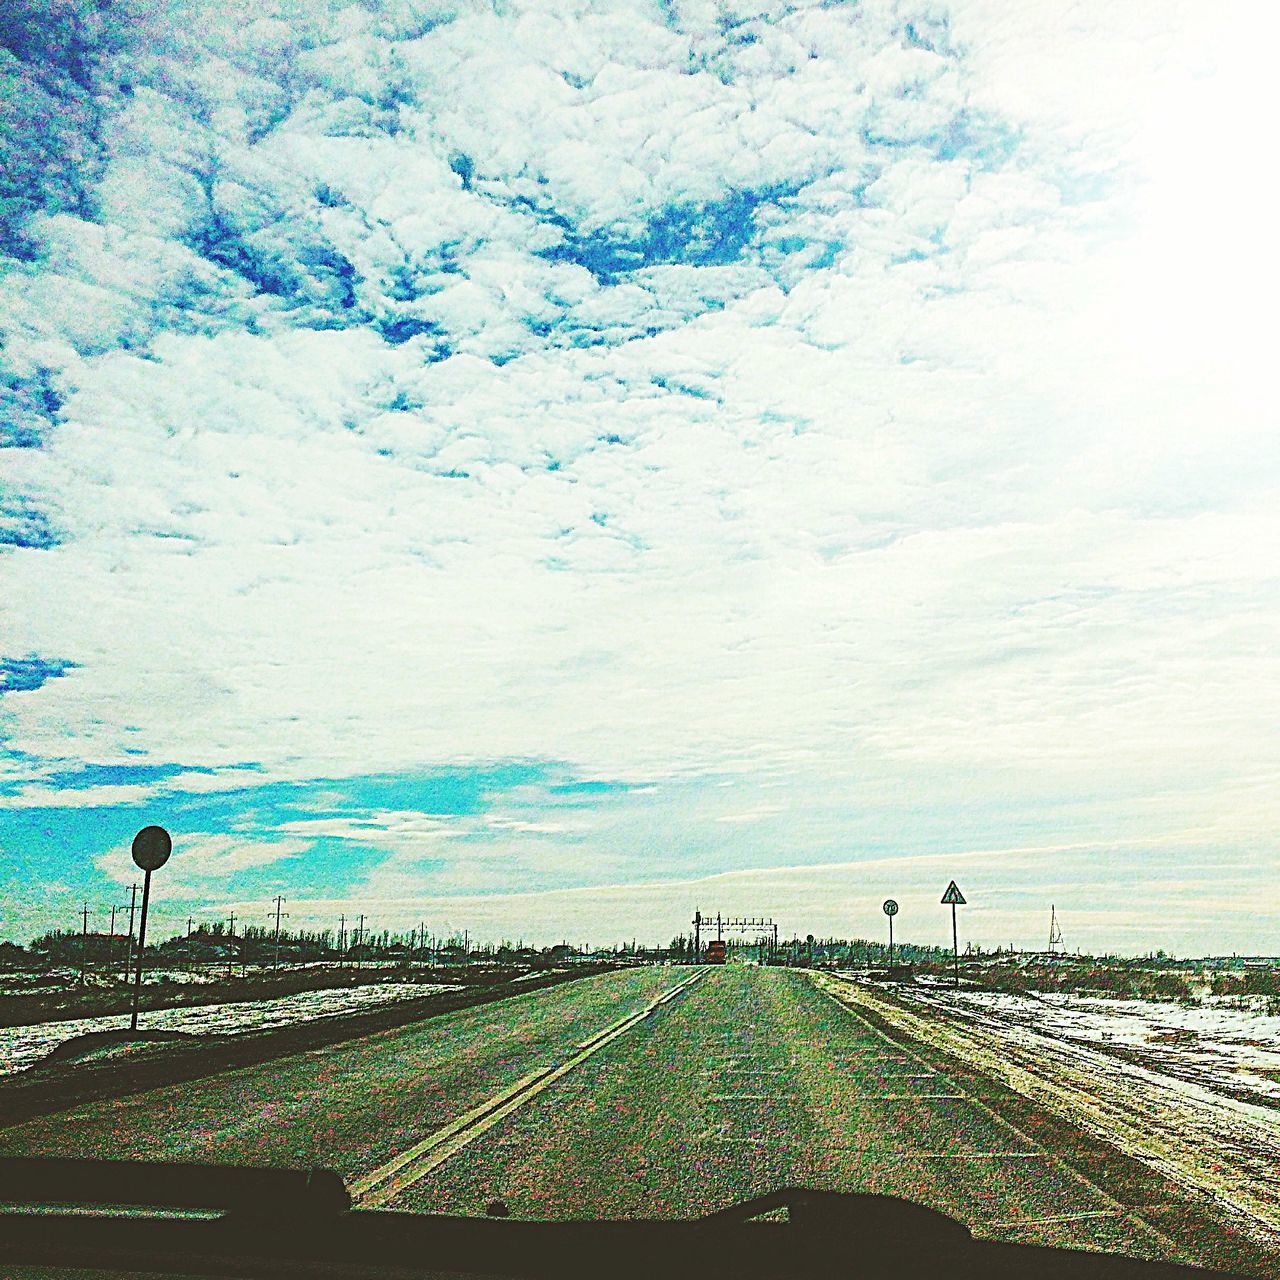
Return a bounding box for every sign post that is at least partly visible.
[129,826,171,1032]
[941,880,965,988]
[882,899,898,968]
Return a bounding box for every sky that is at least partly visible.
[1,0,1277,955]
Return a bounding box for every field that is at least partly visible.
[905,974,1280,1107]
[0,959,536,1027]
[0,978,463,1076]
[2,966,1277,1277]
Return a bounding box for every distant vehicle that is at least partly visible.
[704,940,727,965]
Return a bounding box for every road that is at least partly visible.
[0,967,1268,1274]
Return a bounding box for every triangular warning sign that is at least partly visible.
[941,880,966,905]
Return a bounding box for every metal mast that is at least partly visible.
[1048,905,1064,954]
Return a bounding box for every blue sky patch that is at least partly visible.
[0,497,59,549]
[0,656,77,695]
[543,185,795,281]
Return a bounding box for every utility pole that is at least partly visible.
[79,902,90,985]
[108,903,124,977]
[269,895,288,970]
[356,914,365,971]
[338,913,346,966]
[227,911,237,980]
[123,883,138,982]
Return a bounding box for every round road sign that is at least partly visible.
[131,825,172,871]
[882,899,898,917]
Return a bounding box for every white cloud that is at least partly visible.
[715,805,784,825]
[93,832,309,899]
[159,770,270,794]
[266,833,1278,957]
[0,783,157,809]
[3,0,1278,952]
[275,811,466,846]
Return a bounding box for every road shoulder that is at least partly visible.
[813,972,1280,1278]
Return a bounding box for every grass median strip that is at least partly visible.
[349,971,707,1209]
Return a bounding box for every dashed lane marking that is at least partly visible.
[986,1210,1123,1228]
[704,1093,798,1102]
[889,1151,1043,1159]
[859,1093,975,1100]
[710,1067,790,1073]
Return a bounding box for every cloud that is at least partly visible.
[275,810,466,847]
[265,835,1279,957]
[94,831,309,899]
[715,805,784,825]
[1,782,156,809]
[0,656,77,694]
[1,0,1277,951]
[158,769,268,794]
[271,801,605,897]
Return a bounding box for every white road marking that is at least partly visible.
[986,1210,1123,1228]
[861,1093,973,1100]
[882,1151,1043,1160]
[714,1067,790,1074]
[704,1093,795,1102]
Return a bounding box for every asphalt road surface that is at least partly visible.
[0,966,1265,1274]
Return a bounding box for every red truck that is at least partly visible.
[704,939,727,964]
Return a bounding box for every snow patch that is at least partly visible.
[0,981,460,1077]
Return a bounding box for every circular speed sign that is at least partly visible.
[131,825,172,871]
[882,899,898,917]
